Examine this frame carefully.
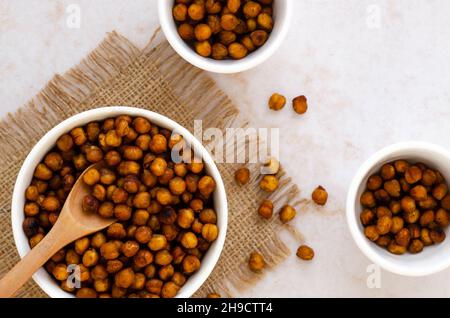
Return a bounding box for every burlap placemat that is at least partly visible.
[0,31,303,298]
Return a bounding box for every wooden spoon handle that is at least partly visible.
[0,229,64,298]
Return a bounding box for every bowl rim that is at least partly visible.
[157,0,293,74]
[11,106,228,298]
[346,141,450,277]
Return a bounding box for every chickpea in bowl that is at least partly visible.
[12,107,228,298]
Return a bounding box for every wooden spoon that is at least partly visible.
[0,163,115,298]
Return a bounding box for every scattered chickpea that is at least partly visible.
[260,175,279,192]
[279,205,296,223]
[235,167,250,185]
[268,93,286,111]
[248,252,265,272]
[312,186,328,206]
[296,245,314,261]
[292,96,308,115]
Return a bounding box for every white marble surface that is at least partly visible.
[3,0,450,297]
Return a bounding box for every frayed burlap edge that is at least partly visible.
[0,31,303,298]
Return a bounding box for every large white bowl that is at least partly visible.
[347,141,450,276]
[158,0,292,73]
[11,106,228,298]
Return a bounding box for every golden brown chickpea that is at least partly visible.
[146,279,163,295]
[134,226,152,244]
[83,168,100,186]
[246,18,257,32]
[25,185,39,202]
[360,209,375,226]
[218,30,237,45]
[296,245,314,261]
[56,134,74,152]
[131,273,146,290]
[105,130,122,148]
[410,185,428,201]
[408,224,421,239]
[259,175,279,193]
[226,0,241,12]
[115,268,135,289]
[100,241,120,260]
[360,191,376,208]
[405,165,422,184]
[255,199,273,220]
[131,192,150,209]
[115,119,130,137]
[29,233,44,248]
[194,23,212,41]
[107,223,126,239]
[44,152,63,172]
[404,209,420,224]
[240,36,256,52]
[182,254,201,274]
[383,180,401,197]
[86,122,100,142]
[150,158,167,177]
[380,164,395,180]
[419,196,438,210]
[76,288,97,298]
[93,279,110,293]
[148,234,168,252]
[106,260,123,274]
[75,237,90,255]
[290,95,308,115]
[149,134,168,154]
[395,228,411,247]
[409,239,424,254]
[92,184,106,202]
[433,183,448,200]
[173,3,188,21]
[188,3,205,20]
[134,250,154,268]
[154,188,171,206]
[393,160,408,174]
[52,264,68,281]
[199,209,217,225]
[174,208,194,229]
[83,248,99,267]
[51,249,65,263]
[375,235,392,247]
[188,161,204,174]
[419,210,434,227]
[24,203,39,217]
[42,196,61,213]
[34,163,53,181]
[387,241,406,255]
[181,232,198,249]
[155,250,174,266]
[228,42,248,59]
[85,145,104,163]
[364,225,379,241]
[195,41,212,57]
[159,264,175,281]
[122,146,143,161]
[197,176,215,197]
[421,228,433,246]
[90,233,106,250]
[206,0,222,14]
[202,223,219,242]
[248,252,265,272]
[376,215,393,235]
[431,229,446,244]
[257,12,273,30]
[243,1,261,18]
[268,93,286,111]
[278,205,296,223]
[98,201,114,218]
[235,167,250,185]
[365,175,382,191]
[161,281,180,298]
[400,196,416,213]
[70,127,87,146]
[64,249,80,265]
[120,240,140,258]
[422,169,437,186]
[144,264,157,279]
[221,13,239,30]
[170,272,186,287]
[435,208,450,227]
[168,177,186,196]
[312,186,328,205]
[390,216,404,234]
[22,217,39,237]
[376,206,392,218]
[111,188,128,204]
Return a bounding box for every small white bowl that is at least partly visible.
[347,141,450,277]
[11,106,228,298]
[158,0,292,73]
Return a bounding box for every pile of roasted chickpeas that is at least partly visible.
[360,160,450,255]
[23,115,219,298]
[173,0,274,60]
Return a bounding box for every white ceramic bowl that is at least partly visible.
[158,0,292,73]
[347,141,450,276]
[11,106,228,298]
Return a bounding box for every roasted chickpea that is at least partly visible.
[234,167,250,185]
[278,205,296,223]
[410,185,428,201]
[409,239,424,254]
[75,237,90,255]
[387,241,406,255]
[76,288,97,298]
[220,13,239,30]
[182,254,201,274]
[376,235,392,248]
[83,168,100,186]
[173,3,188,21]
[393,160,409,174]
[404,209,420,224]
[268,93,286,111]
[400,196,416,213]
[433,183,448,201]
[395,228,411,247]
[422,169,437,186]
[181,232,198,249]
[107,223,126,239]
[199,209,217,224]
[360,191,376,208]
[188,3,205,20]
[34,164,53,181]
[380,164,395,180]
[56,134,74,152]
[134,250,154,268]
[155,250,174,266]
[115,268,135,289]
[83,248,99,267]
[100,241,120,260]
[405,165,422,184]
[312,186,328,205]
[390,216,404,234]
[98,201,114,218]
[85,145,103,163]
[199,223,218,242]
[52,264,68,281]
[248,252,265,272]
[29,233,44,248]
[383,180,401,197]
[376,216,393,235]
[218,30,236,45]
[296,245,314,261]
[420,210,435,227]
[195,41,212,57]
[243,1,261,18]
[364,225,379,241]
[431,229,446,244]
